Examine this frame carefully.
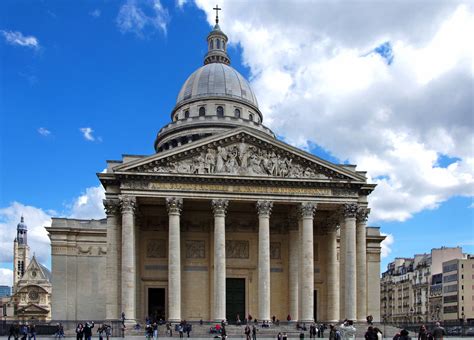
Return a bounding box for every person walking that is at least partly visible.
[27,324,36,340]
[431,323,446,340]
[418,325,428,340]
[83,322,95,340]
[252,325,257,340]
[338,320,356,340]
[365,326,378,340]
[8,323,18,340]
[329,324,341,340]
[76,323,84,340]
[152,322,158,340]
[245,325,251,340]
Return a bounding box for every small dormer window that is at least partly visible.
[217,106,224,117]
[234,108,241,118]
[184,110,190,119]
[199,107,206,116]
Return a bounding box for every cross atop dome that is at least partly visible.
[213,4,221,25]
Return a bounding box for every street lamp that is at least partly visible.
[461,312,465,337]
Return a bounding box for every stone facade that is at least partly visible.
[47,14,385,324]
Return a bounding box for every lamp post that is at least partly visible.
[436,306,440,322]
[461,311,465,337]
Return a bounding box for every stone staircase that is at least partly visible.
[124,322,402,338]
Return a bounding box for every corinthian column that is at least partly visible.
[356,207,370,321]
[343,203,358,321]
[256,200,273,322]
[166,197,183,322]
[211,199,229,322]
[299,202,317,322]
[104,199,121,320]
[288,209,299,322]
[119,195,136,324]
[326,216,339,322]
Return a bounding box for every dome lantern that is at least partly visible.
[204,5,230,65]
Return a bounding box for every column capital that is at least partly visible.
[299,202,317,218]
[119,195,136,214]
[103,198,120,216]
[166,197,183,215]
[211,199,229,216]
[357,207,370,223]
[256,200,273,217]
[342,203,358,219]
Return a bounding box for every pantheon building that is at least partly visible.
[48,17,385,324]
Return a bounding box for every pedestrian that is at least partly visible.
[252,325,257,340]
[329,324,341,340]
[399,329,412,340]
[431,323,446,340]
[8,323,17,340]
[365,326,378,340]
[277,332,283,340]
[83,322,95,340]
[55,323,65,339]
[374,327,383,340]
[20,324,28,340]
[282,332,288,340]
[287,315,291,322]
[153,322,158,340]
[245,325,251,340]
[76,323,84,340]
[338,320,356,340]
[178,322,184,338]
[186,322,191,338]
[28,324,36,340]
[221,325,227,339]
[418,325,428,340]
[97,324,106,340]
[105,324,112,340]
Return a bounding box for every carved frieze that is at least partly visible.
[137,140,338,180]
[185,240,206,259]
[146,239,167,258]
[226,240,249,259]
[270,242,281,259]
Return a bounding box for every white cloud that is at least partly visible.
[381,234,394,259]
[0,268,13,287]
[1,30,39,50]
[68,185,106,220]
[193,1,474,222]
[117,0,169,37]
[0,202,53,264]
[0,185,106,271]
[79,127,100,142]
[90,9,101,18]
[37,127,51,137]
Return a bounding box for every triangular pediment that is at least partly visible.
[19,256,49,284]
[17,303,49,314]
[114,128,366,182]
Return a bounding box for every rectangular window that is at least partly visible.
[443,263,458,273]
[444,284,458,293]
[444,305,458,313]
[443,295,458,303]
[443,274,458,283]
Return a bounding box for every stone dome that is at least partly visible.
[176,63,259,110]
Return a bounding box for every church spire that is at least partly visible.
[17,214,28,245]
[204,4,230,65]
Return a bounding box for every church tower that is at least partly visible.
[13,215,30,292]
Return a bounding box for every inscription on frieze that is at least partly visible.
[185,240,206,259]
[270,242,281,259]
[127,182,334,196]
[146,239,166,258]
[226,240,249,259]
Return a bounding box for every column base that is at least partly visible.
[298,319,314,323]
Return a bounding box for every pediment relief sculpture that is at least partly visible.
[132,139,346,180]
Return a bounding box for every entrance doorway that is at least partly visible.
[226,278,245,324]
[313,290,318,321]
[148,288,165,321]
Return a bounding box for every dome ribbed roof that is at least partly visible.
[176,63,259,109]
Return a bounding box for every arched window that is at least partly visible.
[216,106,224,117]
[217,39,221,49]
[184,110,190,119]
[210,40,214,49]
[234,108,241,118]
[199,107,206,116]
[249,113,254,122]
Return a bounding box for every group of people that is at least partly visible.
[75,321,102,340]
[8,323,36,340]
[392,322,447,340]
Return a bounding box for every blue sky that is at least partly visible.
[0,0,473,284]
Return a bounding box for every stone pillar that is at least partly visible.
[166,197,183,322]
[339,218,345,319]
[256,200,273,322]
[343,203,358,321]
[356,207,370,321]
[299,202,317,322]
[211,199,229,322]
[288,209,299,322]
[120,195,136,324]
[104,199,121,320]
[326,216,339,322]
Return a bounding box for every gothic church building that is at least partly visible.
[48,16,384,324]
